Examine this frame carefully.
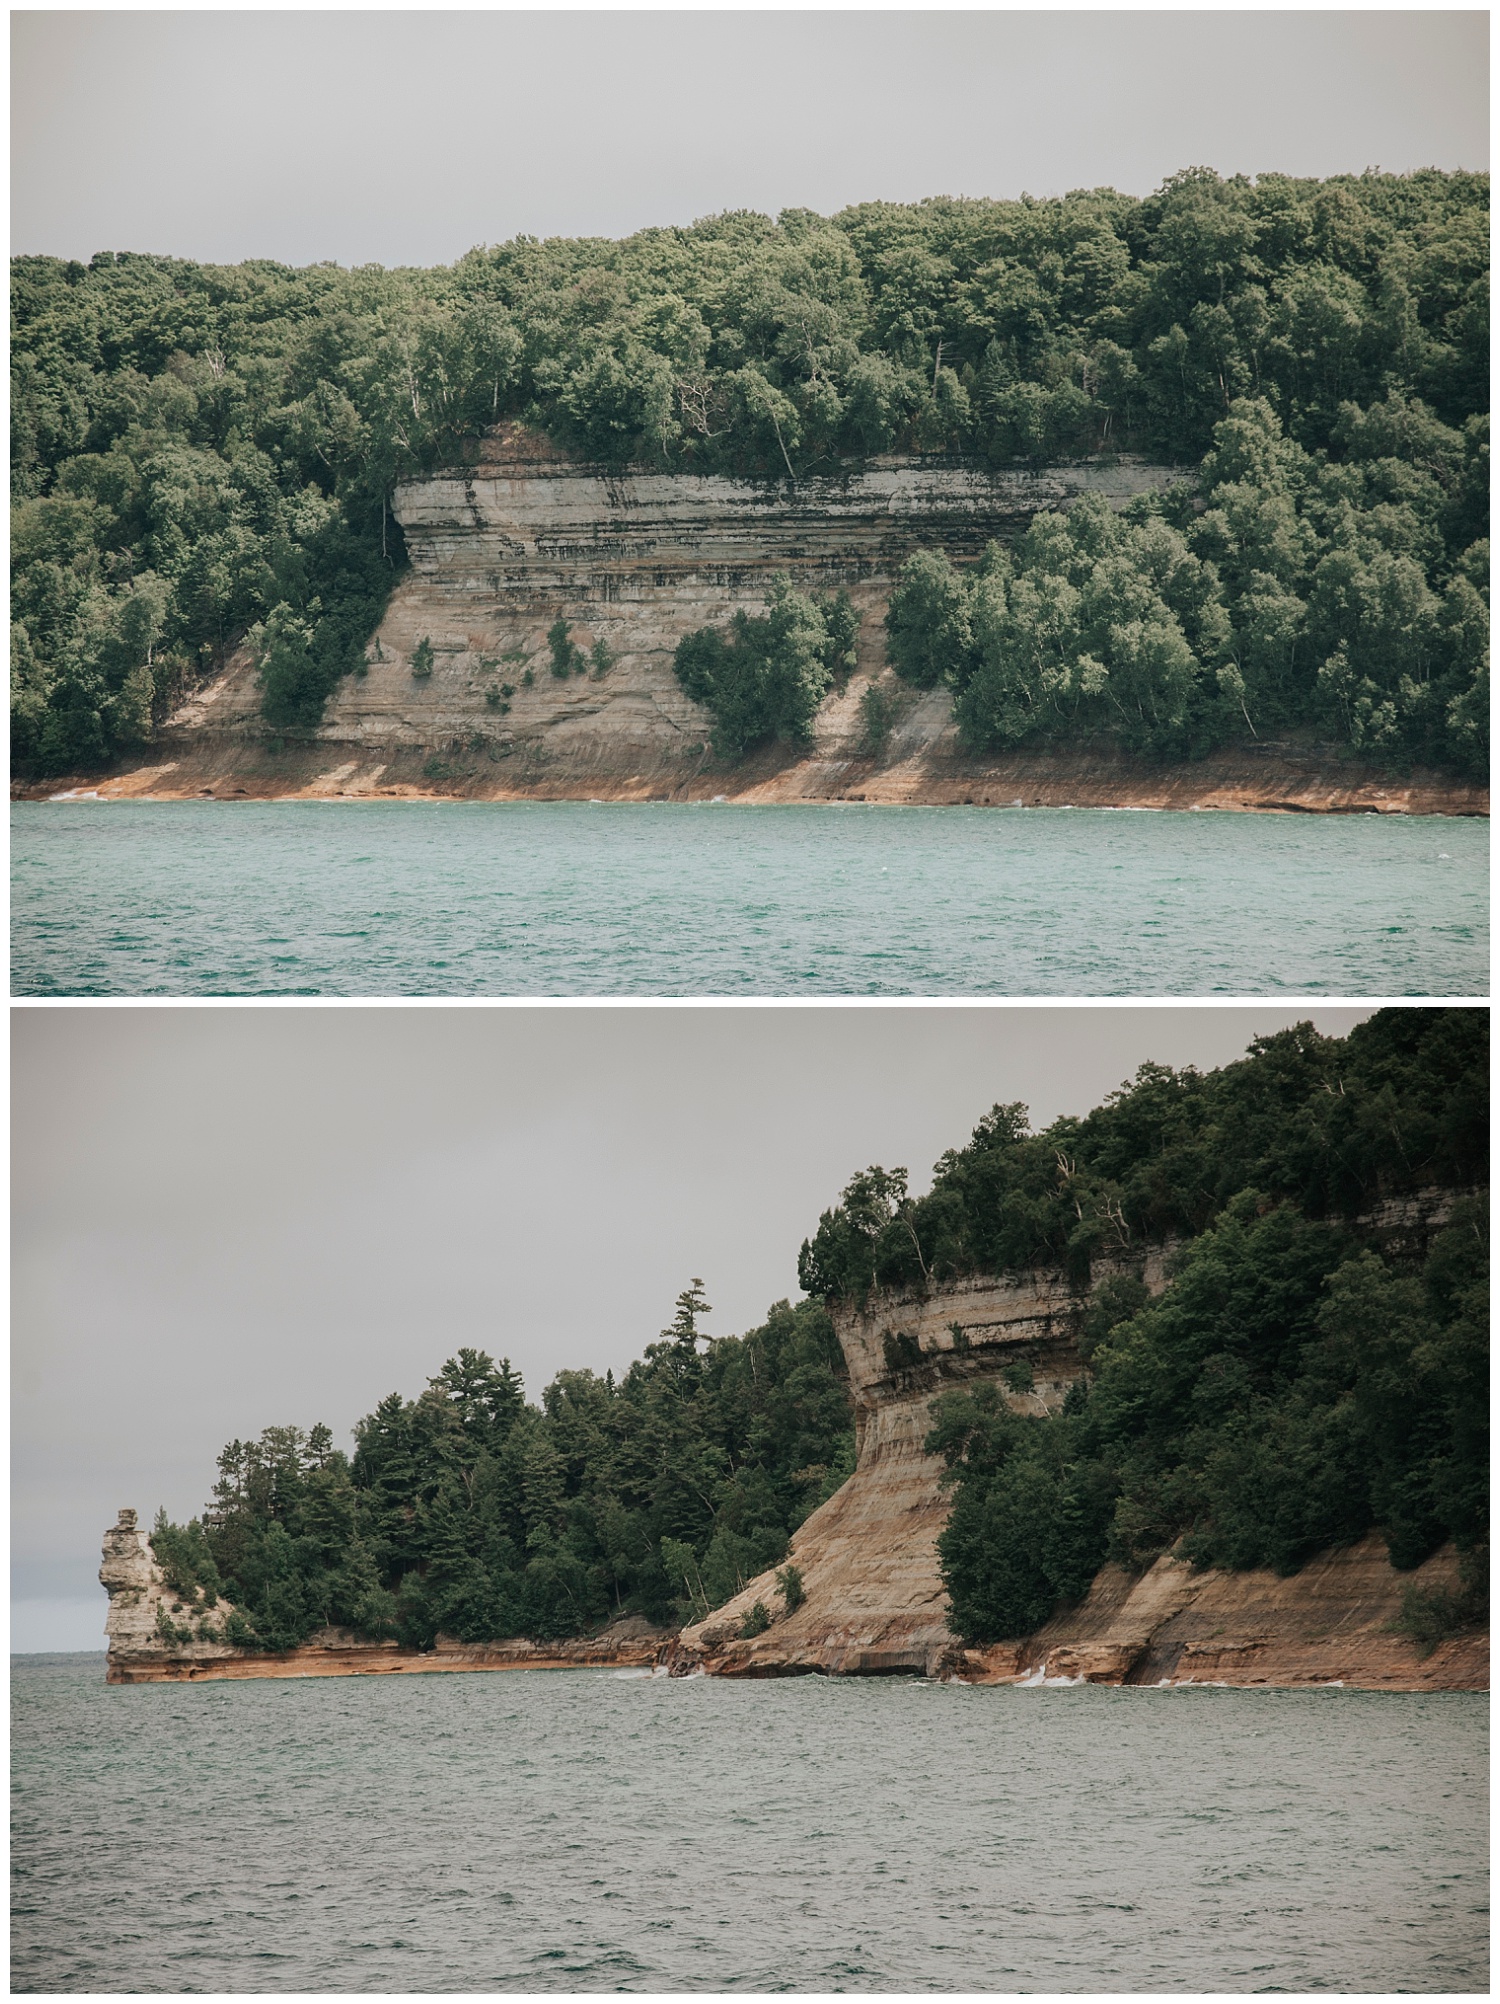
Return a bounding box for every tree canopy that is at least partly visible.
[14,167,1487,770]
[151,1293,854,1654]
[151,1011,1486,1656]
[883,395,1486,772]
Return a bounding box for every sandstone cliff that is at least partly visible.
[99,1506,241,1677]
[672,1194,1485,1691]
[32,427,1483,814]
[674,1255,1161,1678]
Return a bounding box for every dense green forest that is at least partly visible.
[152,1009,1484,1657]
[881,395,1486,773]
[13,167,1487,772]
[800,1007,1487,1642]
[150,1289,854,1653]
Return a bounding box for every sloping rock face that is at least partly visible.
[960,1537,1487,1690]
[676,1195,1485,1689]
[676,1255,1157,1677]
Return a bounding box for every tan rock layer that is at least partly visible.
[958,1538,1488,1692]
[105,1197,1482,1691]
[107,1630,670,1685]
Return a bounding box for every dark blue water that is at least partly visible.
[11,800,1487,996]
[11,1656,1488,1992]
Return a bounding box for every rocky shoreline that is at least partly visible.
[17,736,1487,818]
[101,1503,1484,1692]
[102,1199,1485,1696]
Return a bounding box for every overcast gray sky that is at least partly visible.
[13,1003,1377,1649]
[12,11,1488,267]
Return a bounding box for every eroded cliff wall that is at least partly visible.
[676,1258,1147,1676]
[675,1196,1486,1689]
[55,427,1482,811]
[104,1200,1483,1691]
[150,430,1183,781]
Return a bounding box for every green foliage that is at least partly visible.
[885,550,974,689]
[928,1389,1117,1638]
[739,1600,773,1638]
[875,1013,1490,1645]
[149,1508,223,1608]
[857,681,898,756]
[410,635,435,679]
[14,169,1486,773]
[930,1193,1487,1643]
[776,1563,806,1612]
[673,577,856,756]
[1393,1548,1488,1655]
[157,1298,852,1654]
[800,1009,1486,1302]
[886,396,1487,772]
[155,1603,196,1646]
[547,617,585,677]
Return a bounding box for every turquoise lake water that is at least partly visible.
[11,800,1487,997]
[11,1656,1487,1993]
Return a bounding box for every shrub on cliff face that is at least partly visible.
[1394,1548,1489,1655]
[149,1509,224,1608]
[672,577,856,757]
[547,618,586,677]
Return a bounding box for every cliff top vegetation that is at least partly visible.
[796,1006,1487,1641]
[798,1006,1485,1301]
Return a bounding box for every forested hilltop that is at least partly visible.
[151,1009,1485,1659]
[13,168,1487,775]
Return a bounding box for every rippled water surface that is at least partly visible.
[12,1655,1487,1993]
[11,800,1487,995]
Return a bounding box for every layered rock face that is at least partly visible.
[962,1536,1487,1691]
[676,1195,1485,1689]
[58,424,1481,810]
[104,1199,1482,1692]
[677,1257,1155,1676]
[100,1507,241,1680]
[138,432,1195,797]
